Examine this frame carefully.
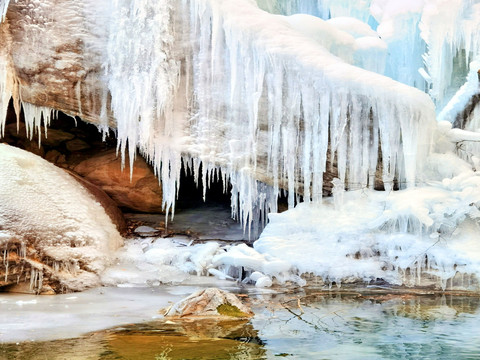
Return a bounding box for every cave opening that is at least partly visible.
[0,100,249,240]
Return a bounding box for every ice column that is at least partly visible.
[105,0,183,216]
[0,56,9,137]
[322,0,373,23]
[371,1,427,91]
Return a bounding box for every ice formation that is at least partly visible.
[0,144,123,291]
[182,0,435,231]
[102,236,303,288]
[1,0,480,290]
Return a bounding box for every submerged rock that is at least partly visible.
[164,288,253,318]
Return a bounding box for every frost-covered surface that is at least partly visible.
[249,124,480,290]
[113,165,480,290]
[0,144,123,291]
[1,0,480,291]
[99,121,480,291]
[255,179,480,290]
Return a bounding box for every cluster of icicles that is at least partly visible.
[1,0,437,236]
[105,0,436,234]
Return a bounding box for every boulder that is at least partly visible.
[164,288,253,318]
[65,170,127,233]
[0,144,123,293]
[73,149,164,213]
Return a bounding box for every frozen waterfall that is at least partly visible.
[102,0,436,232]
[1,0,480,290]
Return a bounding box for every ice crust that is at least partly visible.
[102,237,304,288]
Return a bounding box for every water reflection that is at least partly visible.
[251,291,480,359]
[2,292,480,359]
[0,319,266,360]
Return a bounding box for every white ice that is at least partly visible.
[101,236,301,289]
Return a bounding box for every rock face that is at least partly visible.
[164,288,253,318]
[0,144,123,293]
[1,0,113,126]
[73,149,164,213]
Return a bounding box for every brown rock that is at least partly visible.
[23,141,45,157]
[45,149,63,163]
[66,139,91,152]
[4,122,74,146]
[41,128,75,146]
[73,149,164,213]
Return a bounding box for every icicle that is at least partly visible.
[420,0,480,110]
[21,103,57,146]
[0,0,9,22]
[29,267,43,292]
[0,49,12,137]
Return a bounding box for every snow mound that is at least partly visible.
[0,144,123,292]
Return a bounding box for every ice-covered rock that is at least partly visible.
[0,144,123,293]
[1,0,480,292]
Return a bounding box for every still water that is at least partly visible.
[1,290,480,359]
